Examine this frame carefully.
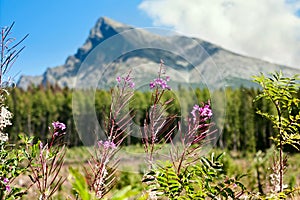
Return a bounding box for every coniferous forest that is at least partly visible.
[6,84,296,153]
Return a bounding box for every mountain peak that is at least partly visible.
[73,17,133,62]
[89,16,131,39]
[97,17,129,28]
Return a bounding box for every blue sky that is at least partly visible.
[1,0,300,82]
[0,0,152,81]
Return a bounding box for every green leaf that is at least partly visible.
[111,185,140,200]
[69,167,92,200]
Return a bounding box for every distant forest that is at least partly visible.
[6,84,299,152]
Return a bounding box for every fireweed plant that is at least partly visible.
[71,72,135,199]
[141,61,246,199]
[142,60,176,168]
[24,121,67,200]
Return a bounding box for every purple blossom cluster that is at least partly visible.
[98,140,116,150]
[191,103,213,122]
[52,121,66,131]
[52,121,66,137]
[149,76,171,90]
[116,75,135,89]
[1,177,10,192]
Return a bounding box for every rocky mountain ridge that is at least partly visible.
[17,17,300,90]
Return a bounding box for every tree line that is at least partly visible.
[5,84,298,152]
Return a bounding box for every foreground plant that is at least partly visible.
[141,61,245,199]
[142,60,175,168]
[143,104,245,199]
[0,130,29,199]
[253,71,300,198]
[0,22,28,199]
[71,72,135,199]
[0,90,14,199]
[24,121,67,200]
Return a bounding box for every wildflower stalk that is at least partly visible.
[86,140,119,198]
[171,102,215,175]
[143,60,174,168]
[0,22,28,85]
[26,121,67,200]
[0,21,27,141]
[83,72,135,199]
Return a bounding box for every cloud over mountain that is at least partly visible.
[139,0,300,68]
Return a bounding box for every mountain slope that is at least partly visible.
[17,17,300,90]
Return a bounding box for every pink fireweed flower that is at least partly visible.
[129,81,135,88]
[124,74,135,88]
[2,178,10,192]
[199,104,213,119]
[116,76,121,83]
[149,81,155,89]
[52,121,66,131]
[52,121,66,137]
[117,74,135,89]
[149,77,171,90]
[98,140,116,149]
[191,103,213,122]
[3,178,9,184]
[5,185,11,192]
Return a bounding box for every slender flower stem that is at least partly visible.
[277,105,283,192]
[274,100,283,192]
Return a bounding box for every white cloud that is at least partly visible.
[139,0,300,68]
